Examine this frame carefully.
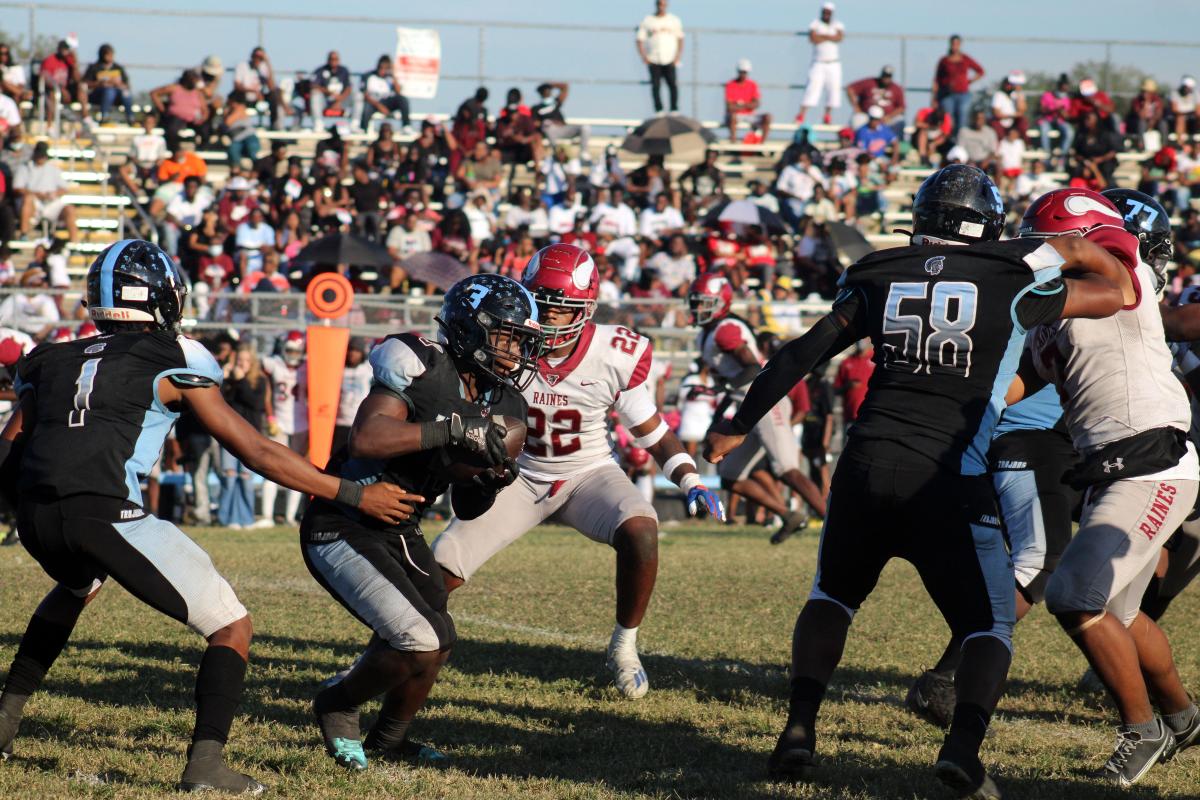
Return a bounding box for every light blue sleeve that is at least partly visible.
[176,337,224,386]
[369,336,427,395]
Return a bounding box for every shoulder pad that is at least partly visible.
[177,336,224,386]
[369,334,432,394]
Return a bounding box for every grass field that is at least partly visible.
[0,521,1197,799]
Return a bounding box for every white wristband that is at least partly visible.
[679,472,704,492]
[630,419,669,449]
[663,451,696,481]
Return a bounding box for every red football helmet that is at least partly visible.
[1018,188,1126,239]
[687,272,734,325]
[521,243,598,349]
[282,330,305,366]
[76,321,99,339]
[625,446,651,470]
[47,326,74,344]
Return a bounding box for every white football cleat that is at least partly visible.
[606,643,649,699]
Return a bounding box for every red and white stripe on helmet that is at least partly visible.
[687,272,734,325]
[521,243,598,349]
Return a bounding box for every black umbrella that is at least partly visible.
[826,221,875,268]
[701,199,788,235]
[293,232,393,268]
[399,252,471,291]
[621,114,716,156]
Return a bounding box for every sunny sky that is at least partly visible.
[1,0,1197,123]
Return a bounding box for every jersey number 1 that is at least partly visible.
[68,358,102,428]
[881,281,977,377]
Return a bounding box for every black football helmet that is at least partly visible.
[85,239,186,333]
[436,274,544,393]
[911,164,1005,244]
[1101,188,1174,292]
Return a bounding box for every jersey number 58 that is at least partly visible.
[881,281,977,378]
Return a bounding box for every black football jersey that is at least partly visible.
[834,238,1068,475]
[307,332,527,535]
[15,331,223,504]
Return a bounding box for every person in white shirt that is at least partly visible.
[547,187,586,235]
[996,125,1027,195]
[233,47,281,128]
[1171,76,1199,143]
[1013,158,1061,201]
[360,54,412,134]
[747,180,781,214]
[798,2,845,125]
[776,149,827,229]
[331,338,374,455]
[990,71,1028,134]
[647,233,697,294]
[0,91,20,141]
[386,212,432,263]
[0,268,60,336]
[235,206,276,275]
[463,191,497,243]
[131,113,169,179]
[639,193,684,245]
[635,0,684,114]
[161,175,211,257]
[589,187,638,237]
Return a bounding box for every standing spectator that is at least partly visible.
[82,44,132,124]
[797,2,844,125]
[236,206,276,275]
[240,247,291,294]
[259,333,307,525]
[932,34,984,134]
[161,175,210,257]
[534,81,588,153]
[360,54,412,134]
[309,50,352,129]
[218,343,270,529]
[912,105,952,166]
[130,113,169,182]
[331,338,373,455]
[996,126,1027,197]
[149,69,209,150]
[191,55,224,147]
[232,47,281,129]
[725,59,772,143]
[0,44,28,104]
[1126,78,1167,151]
[222,95,261,167]
[636,0,684,114]
[456,86,490,128]
[1070,110,1120,190]
[15,141,78,241]
[956,110,998,169]
[679,149,724,200]
[39,40,87,125]
[1037,74,1074,168]
[990,71,1028,136]
[846,65,905,137]
[1171,76,1199,143]
[639,192,684,246]
[625,154,669,209]
[833,340,874,436]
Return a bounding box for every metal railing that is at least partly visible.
[3,2,1196,124]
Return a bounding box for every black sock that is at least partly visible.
[948,702,990,755]
[192,646,247,747]
[314,680,357,715]
[1,615,75,714]
[787,676,826,728]
[366,715,411,752]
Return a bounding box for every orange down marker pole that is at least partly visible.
[305,273,355,469]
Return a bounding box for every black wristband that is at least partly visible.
[335,478,364,507]
[419,419,450,450]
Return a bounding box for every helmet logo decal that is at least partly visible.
[466,283,491,309]
[121,285,149,301]
[924,256,945,276]
[1064,194,1122,221]
[572,261,592,290]
[957,221,984,238]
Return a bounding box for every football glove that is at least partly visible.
[686,485,726,522]
[448,413,509,467]
[472,457,520,492]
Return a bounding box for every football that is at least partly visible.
[439,415,527,484]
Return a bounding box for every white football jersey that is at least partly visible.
[1029,262,1192,455]
[261,355,308,435]
[519,323,658,481]
[698,315,763,402]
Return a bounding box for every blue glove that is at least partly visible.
[687,485,726,522]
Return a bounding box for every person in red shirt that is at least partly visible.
[846,65,905,137]
[1069,78,1117,132]
[40,40,88,124]
[932,35,984,135]
[724,59,771,143]
[833,341,874,434]
[912,106,952,165]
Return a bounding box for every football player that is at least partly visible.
[0,240,417,793]
[303,274,540,770]
[258,330,308,526]
[431,243,725,700]
[705,166,1130,798]
[688,272,826,542]
[1007,187,1199,786]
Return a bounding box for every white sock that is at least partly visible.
[611,624,638,653]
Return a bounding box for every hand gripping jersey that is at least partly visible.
[518,323,658,481]
[261,355,307,435]
[14,331,223,505]
[833,239,1068,475]
[307,332,527,535]
[1029,261,1192,455]
[698,314,763,402]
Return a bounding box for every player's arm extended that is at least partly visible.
[1048,233,1135,318]
[1004,349,1048,406]
[171,381,421,525]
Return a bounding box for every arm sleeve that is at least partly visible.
[730,294,866,435]
[615,382,659,429]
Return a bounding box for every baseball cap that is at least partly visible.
[822,2,835,10]
[1079,79,1098,97]
[1184,76,1197,89]
[946,145,969,164]
[880,65,895,78]
[737,58,752,74]
[201,55,223,76]
[867,105,884,120]
[838,126,854,139]
[1007,70,1026,86]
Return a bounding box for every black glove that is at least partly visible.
[448,412,509,467]
[472,457,520,492]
